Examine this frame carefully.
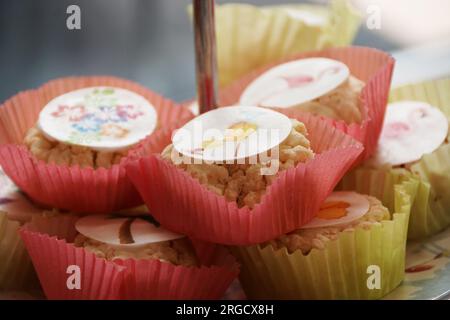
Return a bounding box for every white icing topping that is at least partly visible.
[372,101,448,166]
[75,215,184,247]
[38,87,157,151]
[301,191,370,229]
[172,106,292,162]
[240,58,350,108]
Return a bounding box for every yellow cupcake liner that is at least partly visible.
[388,78,450,239]
[265,0,361,47]
[189,0,361,87]
[407,143,450,238]
[231,169,416,299]
[0,212,39,291]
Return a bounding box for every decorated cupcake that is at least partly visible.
[126,106,363,245]
[20,210,239,299]
[0,76,193,213]
[267,192,388,254]
[161,109,314,209]
[231,169,417,299]
[218,47,395,161]
[23,87,157,169]
[195,0,360,87]
[364,78,450,239]
[238,57,364,124]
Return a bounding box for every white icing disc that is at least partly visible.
[130,218,184,244]
[301,191,370,229]
[38,87,157,151]
[372,101,449,166]
[172,106,292,162]
[75,215,184,247]
[75,215,128,245]
[239,58,350,108]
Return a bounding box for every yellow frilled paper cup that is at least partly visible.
[190,0,361,87]
[387,78,450,239]
[231,169,416,299]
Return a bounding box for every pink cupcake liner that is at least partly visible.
[217,46,395,161]
[20,215,239,300]
[125,112,363,245]
[0,76,193,213]
[20,215,124,299]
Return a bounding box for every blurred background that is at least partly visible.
[0,0,449,103]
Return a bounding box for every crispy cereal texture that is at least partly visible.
[74,234,198,267]
[162,119,314,209]
[267,195,390,254]
[24,126,128,168]
[294,75,364,124]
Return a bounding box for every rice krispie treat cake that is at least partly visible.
[23,86,157,169]
[0,76,195,213]
[20,210,239,299]
[239,58,364,124]
[231,179,415,299]
[217,47,396,163]
[162,116,314,209]
[365,79,450,239]
[267,193,389,255]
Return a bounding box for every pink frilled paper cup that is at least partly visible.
[217,46,395,161]
[125,112,364,245]
[0,76,193,213]
[20,214,239,300]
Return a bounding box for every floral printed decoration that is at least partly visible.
[50,88,145,140]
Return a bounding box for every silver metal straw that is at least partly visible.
[193,0,218,114]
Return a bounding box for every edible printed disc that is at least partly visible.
[130,218,184,244]
[75,215,184,247]
[301,191,370,229]
[240,58,349,108]
[372,101,449,166]
[172,106,292,162]
[38,87,157,151]
[75,215,129,245]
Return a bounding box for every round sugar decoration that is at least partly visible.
[301,191,370,229]
[172,106,292,162]
[38,87,157,151]
[372,101,449,166]
[130,218,185,244]
[75,215,184,247]
[240,58,350,108]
